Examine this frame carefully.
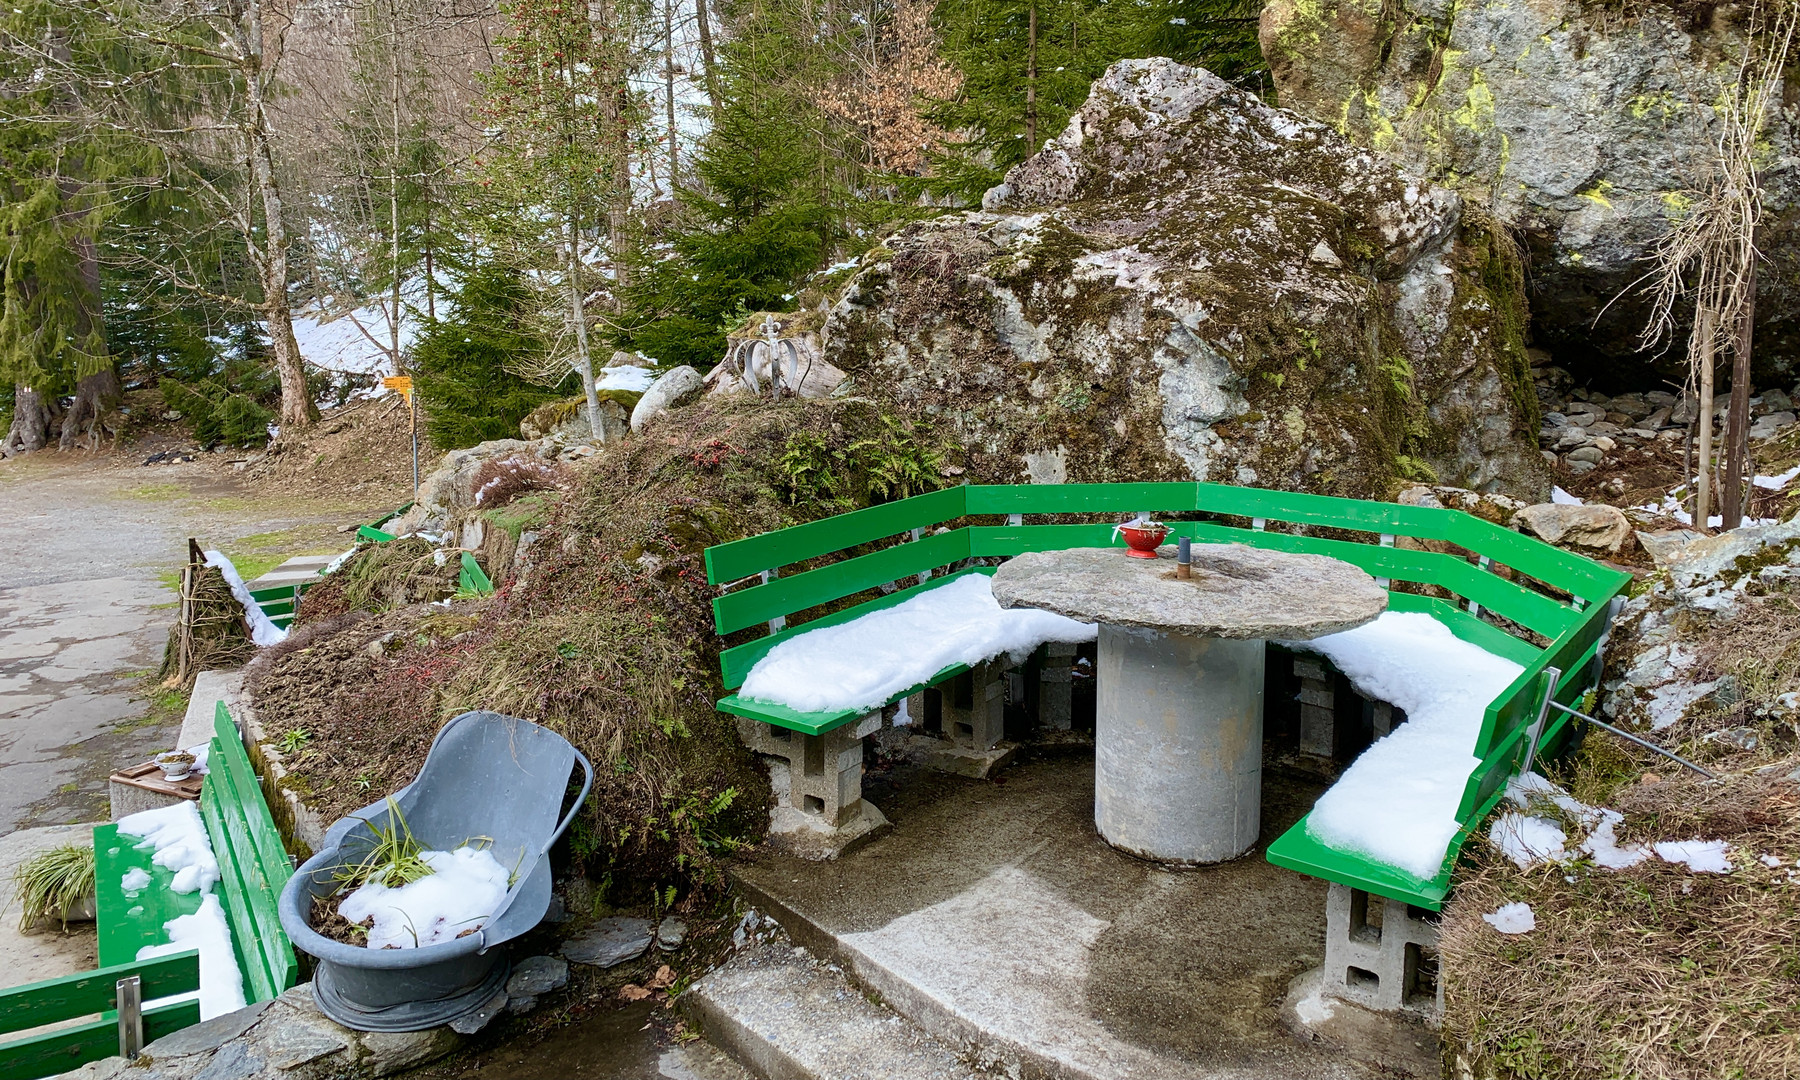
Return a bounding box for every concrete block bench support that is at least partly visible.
[1039,642,1077,731]
[738,714,889,858]
[1322,882,1442,1015]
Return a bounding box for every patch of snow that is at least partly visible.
[597,365,656,393]
[1490,813,1567,870]
[118,802,220,896]
[1759,853,1784,868]
[1645,679,1716,730]
[1754,465,1800,491]
[1581,813,1650,869]
[1290,612,1525,881]
[1551,486,1583,505]
[739,574,1096,715]
[893,696,913,727]
[138,894,246,1021]
[1653,840,1732,873]
[1293,988,1336,1025]
[338,845,512,950]
[1482,901,1536,934]
[322,546,360,576]
[202,551,288,647]
[289,304,406,379]
[121,868,151,895]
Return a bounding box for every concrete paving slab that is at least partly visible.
[687,941,987,1080]
[732,756,1435,1079]
[0,823,99,987]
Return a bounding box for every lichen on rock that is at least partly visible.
[825,58,1547,497]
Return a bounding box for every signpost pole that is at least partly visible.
[382,375,419,500]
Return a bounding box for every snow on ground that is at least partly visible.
[1653,840,1733,873]
[597,365,656,393]
[738,573,1097,715]
[118,802,245,1020]
[203,551,287,647]
[1288,611,1526,881]
[290,304,407,379]
[338,846,511,950]
[1489,772,1733,876]
[1551,486,1583,505]
[1754,465,1800,491]
[1482,901,1536,934]
[138,895,246,1020]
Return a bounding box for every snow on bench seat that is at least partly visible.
[1286,611,1525,882]
[737,573,1095,715]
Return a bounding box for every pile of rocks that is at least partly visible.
[1533,357,1800,475]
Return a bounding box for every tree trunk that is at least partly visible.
[1695,308,1717,533]
[693,0,722,115]
[665,0,679,186]
[244,0,315,433]
[3,384,57,456]
[567,217,603,440]
[1720,247,1757,530]
[59,366,122,451]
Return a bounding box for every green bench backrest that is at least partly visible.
[199,702,298,1004]
[0,953,200,1080]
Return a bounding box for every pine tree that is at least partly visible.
[413,263,571,450]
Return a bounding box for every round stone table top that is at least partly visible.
[990,543,1388,641]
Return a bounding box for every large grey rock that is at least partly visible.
[360,1028,459,1077]
[386,438,547,535]
[142,1001,273,1059]
[562,916,655,967]
[1261,0,1800,379]
[629,366,706,433]
[1513,503,1633,553]
[826,58,1546,497]
[991,544,1388,640]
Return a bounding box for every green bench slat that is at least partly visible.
[247,585,301,603]
[705,486,968,584]
[1196,482,1453,537]
[719,568,993,689]
[1443,515,1623,603]
[458,552,494,596]
[0,996,198,1080]
[357,525,397,543]
[201,705,297,1001]
[964,482,1200,515]
[0,952,198,1035]
[712,528,972,636]
[94,824,204,970]
[1265,816,1460,910]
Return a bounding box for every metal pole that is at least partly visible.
[409,390,419,500]
[1544,699,1716,778]
[116,975,143,1059]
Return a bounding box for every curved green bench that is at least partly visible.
[704,481,1630,910]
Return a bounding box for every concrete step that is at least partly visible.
[686,938,989,1080]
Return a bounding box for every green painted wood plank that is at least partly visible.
[207,706,297,997]
[0,953,197,1035]
[458,552,495,596]
[964,483,1201,515]
[718,569,993,689]
[0,997,198,1080]
[1264,817,1454,910]
[1195,483,1454,538]
[357,525,397,543]
[712,528,972,636]
[1444,515,1630,602]
[720,658,976,736]
[704,487,968,585]
[94,824,204,970]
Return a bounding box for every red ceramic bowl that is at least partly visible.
[1118,524,1169,558]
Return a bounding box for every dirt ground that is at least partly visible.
[0,406,410,837]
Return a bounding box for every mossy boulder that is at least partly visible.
[1259,0,1800,383]
[826,58,1547,498]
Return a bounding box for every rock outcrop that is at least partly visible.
[1260,0,1799,381]
[825,58,1546,496]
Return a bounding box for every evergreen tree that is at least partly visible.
[413,262,571,450]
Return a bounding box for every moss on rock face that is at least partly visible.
[826,58,1546,499]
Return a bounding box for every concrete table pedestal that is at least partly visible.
[993,543,1387,865]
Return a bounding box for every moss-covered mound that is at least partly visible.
[247,397,959,903]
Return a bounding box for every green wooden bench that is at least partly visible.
[3,702,299,1079]
[704,481,1630,914]
[249,502,416,628]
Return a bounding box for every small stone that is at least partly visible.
[143,1001,272,1059]
[1672,397,1699,425]
[507,994,539,1015]
[1514,503,1633,552]
[1593,436,1616,452]
[1749,411,1795,440]
[1568,460,1598,474]
[1566,446,1604,464]
[1643,406,1672,429]
[657,916,687,951]
[1702,725,1758,750]
[1763,388,1794,412]
[544,893,569,923]
[507,955,569,998]
[563,916,656,967]
[1645,390,1677,408]
[449,991,509,1035]
[1540,450,1559,465]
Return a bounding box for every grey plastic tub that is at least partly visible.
[278,711,593,1031]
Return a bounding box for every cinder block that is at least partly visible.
[942,660,1006,753]
[1039,642,1076,731]
[739,713,878,828]
[1322,882,1441,1015]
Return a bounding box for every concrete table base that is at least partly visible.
[1095,625,1264,863]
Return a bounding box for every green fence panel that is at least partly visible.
[964,482,1201,516]
[1443,515,1625,602]
[0,997,199,1080]
[201,705,298,1002]
[0,952,198,1039]
[712,528,972,635]
[1195,483,1455,537]
[705,487,968,585]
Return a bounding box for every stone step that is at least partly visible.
[685,939,989,1080]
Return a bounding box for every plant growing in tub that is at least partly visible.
[155,749,197,780]
[1112,515,1170,558]
[313,799,515,949]
[11,844,97,932]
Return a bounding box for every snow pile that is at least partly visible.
[289,304,408,378]
[338,846,512,950]
[1753,464,1800,491]
[1482,901,1536,934]
[118,803,245,1021]
[1290,612,1525,880]
[120,868,152,895]
[138,895,247,1020]
[738,574,1097,714]
[1489,772,1733,875]
[203,550,288,647]
[597,365,656,393]
[1551,486,1583,505]
[119,802,221,895]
